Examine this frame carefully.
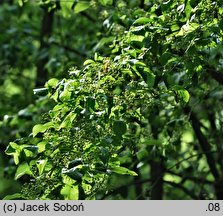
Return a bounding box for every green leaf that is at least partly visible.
[32,122,54,137]
[171,24,180,32]
[83,59,95,66]
[18,0,23,6]
[98,147,110,164]
[15,162,33,180]
[5,142,21,165]
[175,89,190,103]
[143,67,156,88]
[18,0,28,6]
[133,17,152,25]
[93,36,115,51]
[110,166,138,176]
[59,111,77,129]
[99,0,113,6]
[68,159,83,169]
[113,120,127,136]
[59,88,72,101]
[23,146,38,158]
[128,34,144,42]
[185,0,192,19]
[136,149,149,161]
[62,168,83,182]
[45,78,59,89]
[74,2,91,13]
[86,97,95,111]
[36,159,48,175]
[176,22,200,36]
[61,185,79,200]
[3,193,24,200]
[160,52,174,66]
[95,161,107,172]
[37,141,47,153]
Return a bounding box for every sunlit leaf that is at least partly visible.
[45,78,59,89]
[175,89,190,103]
[99,0,113,6]
[74,2,91,13]
[133,17,152,25]
[59,111,77,129]
[59,88,72,101]
[36,159,48,175]
[83,59,95,66]
[15,162,33,180]
[110,166,138,176]
[32,122,54,137]
[61,185,79,200]
[5,142,21,165]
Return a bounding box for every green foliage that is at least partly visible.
[2,0,223,200]
[74,2,91,13]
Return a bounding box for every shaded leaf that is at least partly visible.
[3,193,24,200]
[113,120,127,136]
[62,168,83,182]
[68,159,83,169]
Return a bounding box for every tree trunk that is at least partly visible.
[36,8,55,87]
[140,0,145,9]
[0,0,13,5]
[149,108,165,200]
[215,180,223,200]
[132,154,144,199]
[150,158,164,199]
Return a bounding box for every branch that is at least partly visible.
[190,111,220,180]
[80,11,96,23]
[50,41,87,57]
[101,150,217,199]
[166,170,213,184]
[102,177,200,199]
[163,180,199,199]
[166,150,218,173]
[101,178,150,199]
